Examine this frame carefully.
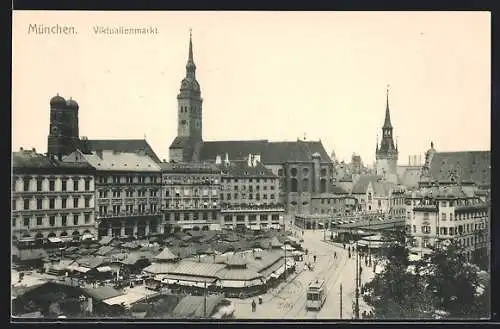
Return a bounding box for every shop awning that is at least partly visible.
[161,274,217,287]
[18,237,35,243]
[97,266,113,273]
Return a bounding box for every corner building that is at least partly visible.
[64,149,162,238]
[160,162,221,233]
[12,148,96,244]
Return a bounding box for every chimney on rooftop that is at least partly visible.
[20,147,23,151]
[247,154,252,167]
[32,147,36,153]
[224,153,230,166]
[253,154,261,167]
[215,155,222,165]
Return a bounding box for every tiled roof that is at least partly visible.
[264,141,331,164]
[199,140,332,164]
[154,248,179,261]
[428,151,490,187]
[216,268,262,280]
[171,295,223,318]
[82,286,124,301]
[200,140,269,161]
[76,150,161,172]
[372,181,397,197]
[159,162,220,173]
[169,261,226,278]
[86,139,162,163]
[143,263,178,274]
[12,151,94,172]
[220,161,276,178]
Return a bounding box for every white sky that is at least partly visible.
[12,11,491,165]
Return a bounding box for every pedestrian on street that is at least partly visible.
[252,300,256,312]
[334,251,337,259]
[343,243,346,249]
[313,255,317,263]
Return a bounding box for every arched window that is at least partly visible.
[291,178,298,192]
[321,168,327,176]
[291,168,298,177]
[302,178,309,192]
[320,179,327,193]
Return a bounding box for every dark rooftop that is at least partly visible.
[199,139,332,164]
[86,139,162,163]
[12,150,95,172]
[220,160,276,178]
[428,151,490,187]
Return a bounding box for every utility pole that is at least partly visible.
[204,280,207,318]
[354,241,360,319]
[340,283,343,319]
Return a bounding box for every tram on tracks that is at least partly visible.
[306,279,326,311]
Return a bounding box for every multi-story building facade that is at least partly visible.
[64,149,162,238]
[12,148,96,244]
[406,185,489,261]
[219,156,284,229]
[311,194,358,216]
[160,162,221,233]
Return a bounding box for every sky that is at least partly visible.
[12,11,490,165]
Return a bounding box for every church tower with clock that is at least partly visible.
[169,30,204,163]
[375,86,399,183]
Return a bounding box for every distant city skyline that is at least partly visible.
[12,11,490,164]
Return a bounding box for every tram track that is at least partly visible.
[282,242,344,319]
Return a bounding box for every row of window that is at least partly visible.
[98,204,158,215]
[224,214,281,222]
[98,189,158,198]
[97,175,159,184]
[13,197,92,210]
[282,168,329,177]
[287,178,328,193]
[319,198,345,205]
[411,222,486,235]
[13,213,92,228]
[164,177,218,184]
[165,201,218,209]
[15,177,92,192]
[166,189,218,197]
[221,193,277,201]
[422,211,488,221]
[166,211,218,221]
[222,178,276,184]
[225,185,276,191]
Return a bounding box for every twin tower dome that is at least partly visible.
[50,94,79,110]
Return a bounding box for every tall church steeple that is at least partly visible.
[375,85,399,181]
[383,86,393,129]
[186,28,196,80]
[169,29,204,163]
